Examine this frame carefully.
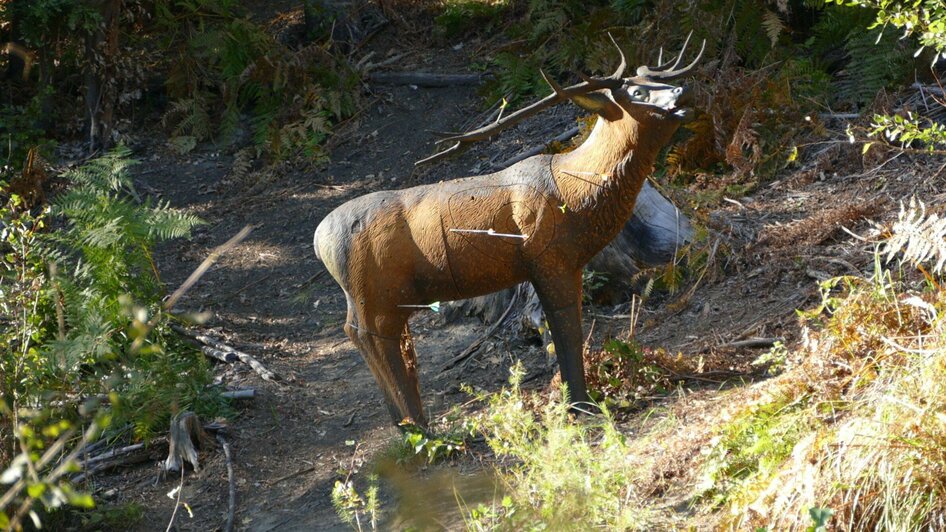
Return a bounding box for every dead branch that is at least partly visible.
[216,433,236,532]
[443,285,522,371]
[72,441,163,483]
[719,337,782,349]
[173,325,282,383]
[221,388,256,400]
[368,71,485,87]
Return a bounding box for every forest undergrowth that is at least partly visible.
[2,0,946,529]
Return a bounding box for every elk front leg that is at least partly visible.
[532,270,590,405]
[344,305,427,427]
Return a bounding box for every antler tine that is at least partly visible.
[657,47,664,67]
[666,31,693,71]
[605,32,627,80]
[417,46,626,165]
[541,69,567,97]
[635,33,706,80]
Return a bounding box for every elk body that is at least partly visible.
[314,36,704,427]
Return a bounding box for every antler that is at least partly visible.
[416,34,627,166]
[634,31,706,81]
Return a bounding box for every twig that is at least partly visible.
[268,465,318,487]
[165,468,185,532]
[131,226,252,355]
[298,270,326,289]
[227,272,274,300]
[165,226,253,312]
[216,433,236,532]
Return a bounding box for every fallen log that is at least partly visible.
[221,388,256,400]
[368,72,485,87]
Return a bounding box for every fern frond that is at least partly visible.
[835,29,911,106]
[762,10,786,46]
[145,204,204,241]
[882,197,946,274]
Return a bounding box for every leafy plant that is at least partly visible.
[332,476,379,531]
[156,1,359,160]
[585,338,669,409]
[468,363,656,529]
[398,421,468,464]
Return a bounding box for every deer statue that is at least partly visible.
[314,34,704,427]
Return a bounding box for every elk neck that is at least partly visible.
[551,111,673,223]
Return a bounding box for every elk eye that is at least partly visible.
[631,88,649,100]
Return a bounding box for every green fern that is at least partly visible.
[834,28,911,106]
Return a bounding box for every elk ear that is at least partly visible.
[570,92,622,120]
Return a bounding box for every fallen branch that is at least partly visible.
[368,71,485,87]
[216,433,236,532]
[73,440,166,483]
[173,325,282,383]
[443,285,521,371]
[490,126,580,172]
[719,337,782,349]
[221,388,256,400]
[268,465,318,487]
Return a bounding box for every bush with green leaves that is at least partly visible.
[468,364,655,530]
[1,147,226,528]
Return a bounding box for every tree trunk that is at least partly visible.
[84,0,121,152]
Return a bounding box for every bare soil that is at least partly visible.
[81,12,943,532]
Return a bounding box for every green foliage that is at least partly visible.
[580,268,608,303]
[435,0,511,37]
[752,340,790,375]
[828,0,946,56]
[697,391,815,505]
[0,412,105,532]
[468,363,655,529]
[332,476,379,531]
[398,422,468,464]
[156,1,359,160]
[808,507,834,532]
[1,148,225,528]
[835,29,911,105]
[868,113,946,152]
[585,339,668,409]
[0,87,56,168]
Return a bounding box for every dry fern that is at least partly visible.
[882,197,946,274]
[757,202,881,251]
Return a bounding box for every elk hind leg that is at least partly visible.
[345,304,426,427]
